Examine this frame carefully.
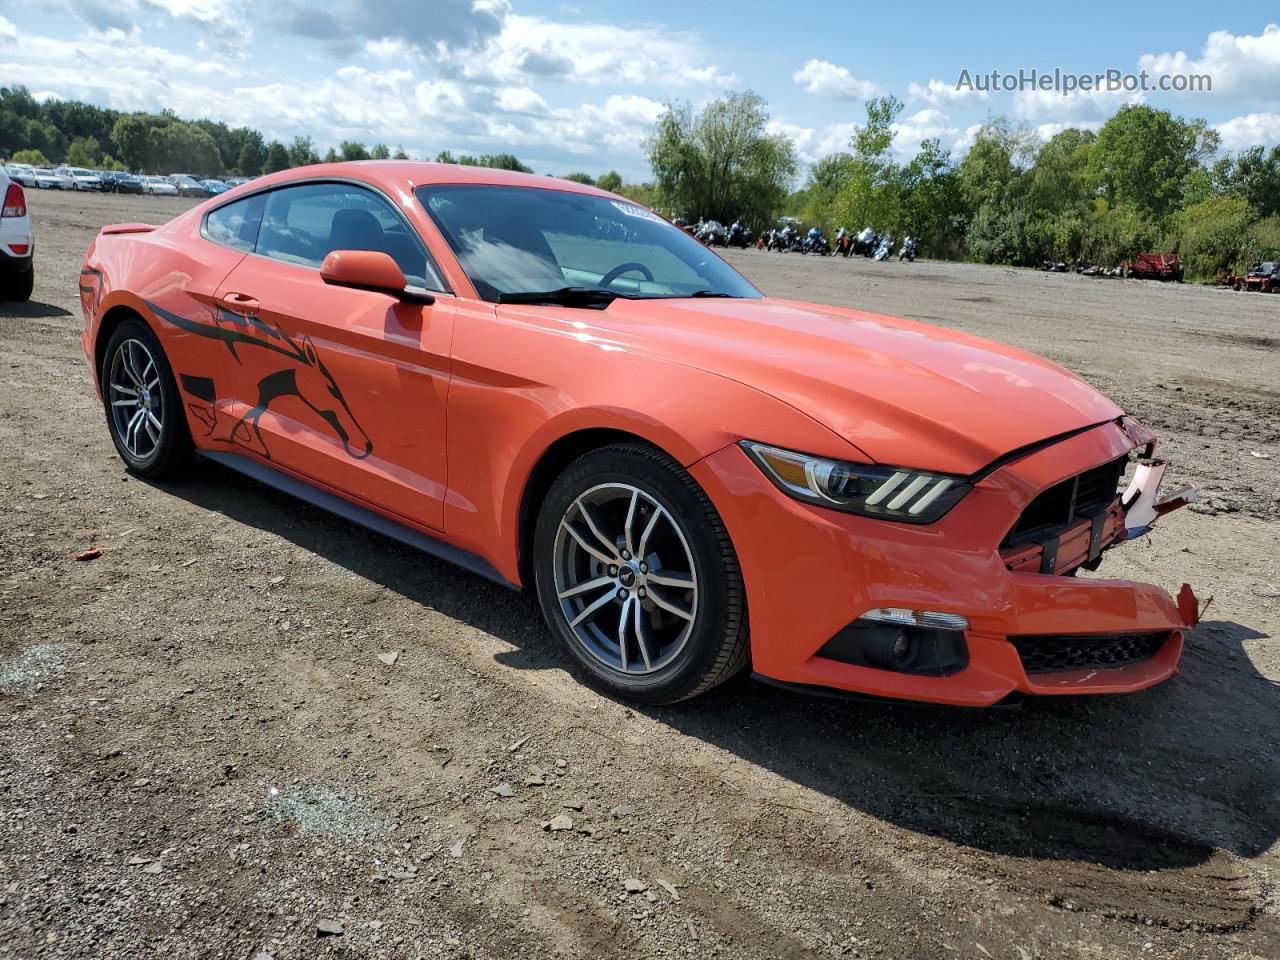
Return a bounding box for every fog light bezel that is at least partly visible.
[817,612,970,677]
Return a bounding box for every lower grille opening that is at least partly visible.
[1011,631,1170,675]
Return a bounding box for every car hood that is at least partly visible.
[599,296,1121,475]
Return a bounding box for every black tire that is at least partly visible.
[533,443,749,704]
[0,266,33,302]
[100,317,192,479]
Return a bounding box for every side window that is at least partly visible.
[204,194,266,253]
[255,182,444,290]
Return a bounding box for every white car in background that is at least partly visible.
[5,163,37,187]
[54,166,103,191]
[0,166,34,301]
[32,169,68,189]
[140,176,179,196]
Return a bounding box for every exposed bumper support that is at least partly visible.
[1122,458,1198,539]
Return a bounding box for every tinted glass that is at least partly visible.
[256,182,442,290]
[416,185,760,301]
[205,194,266,253]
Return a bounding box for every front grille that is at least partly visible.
[1011,631,1168,674]
[1004,456,1127,547]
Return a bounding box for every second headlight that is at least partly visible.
[740,441,971,523]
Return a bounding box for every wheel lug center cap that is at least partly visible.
[618,566,637,588]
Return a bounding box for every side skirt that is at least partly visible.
[200,451,518,590]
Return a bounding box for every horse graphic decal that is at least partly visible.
[79,267,106,317]
[146,300,372,461]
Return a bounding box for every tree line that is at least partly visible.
[646,91,1280,281]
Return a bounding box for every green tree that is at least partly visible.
[288,135,319,167]
[900,139,962,256]
[1213,146,1280,219]
[1177,195,1256,279]
[11,148,48,165]
[65,135,100,167]
[339,141,370,161]
[111,115,154,172]
[100,154,128,172]
[263,141,290,174]
[370,143,391,160]
[831,97,903,233]
[151,122,222,176]
[648,91,797,227]
[596,170,623,193]
[236,130,266,176]
[561,172,595,185]
[323,146,339,163]
[392,145,409,160]
[470,153,532,172]
[1087,106,1218,220]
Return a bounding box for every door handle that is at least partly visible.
[220,291,260,312]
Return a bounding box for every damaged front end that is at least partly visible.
[696,414,1207,706]
[999,418,1198,595]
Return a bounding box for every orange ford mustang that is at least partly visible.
[79,162,1200,706]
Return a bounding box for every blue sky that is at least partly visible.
[3,1,1279,179]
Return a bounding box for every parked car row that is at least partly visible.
[3,162,254,198]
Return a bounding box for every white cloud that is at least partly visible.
[62,0,250,53]
[444,14,734,88]
[907,78,988,107]
[793,59,881,100]
[0,18,672,173]
[266,0,504,56]
[0,15,16,43]
[767,120,856,167]
[953,124,984,155]
[1214,112,1280,151]
[891,109,962,160]
[1140,24,1280,101]
[773,110,976,168]
[1013,86,1144,124]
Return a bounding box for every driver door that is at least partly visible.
[208,181,454,531]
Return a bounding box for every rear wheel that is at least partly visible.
[101,317,192,479]
[534,443,748,704]
[0,267,33,302]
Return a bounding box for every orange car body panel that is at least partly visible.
[79,162,1195,706]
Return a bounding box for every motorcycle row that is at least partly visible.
[760,224,919,261]
[674,219,756,249]
[672,218,921,262]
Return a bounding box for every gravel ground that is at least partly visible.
[1,190,1277,960]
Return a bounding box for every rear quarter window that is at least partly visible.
[204,194,266,253]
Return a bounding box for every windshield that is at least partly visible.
[416,185,760,302]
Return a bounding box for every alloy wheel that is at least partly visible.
[107,338,165,461]
[551,482,699,675]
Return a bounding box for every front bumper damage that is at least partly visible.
[691,417,1200,706]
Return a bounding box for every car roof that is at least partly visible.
[237,160,616,200]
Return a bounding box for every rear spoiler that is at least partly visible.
[100,223,157,235]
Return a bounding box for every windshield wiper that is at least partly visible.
[497,286,621,308]
[687,290,735,298]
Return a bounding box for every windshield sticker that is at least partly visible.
[610,201,665,223]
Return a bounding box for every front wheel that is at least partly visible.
[533,444,748,704]
[101,317,192,479]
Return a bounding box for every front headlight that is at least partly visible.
[740,441,971,523]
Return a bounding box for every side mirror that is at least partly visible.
[320,250,435,304]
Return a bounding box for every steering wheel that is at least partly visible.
[599,261,654,288]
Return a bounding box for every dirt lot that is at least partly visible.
[1,189,1277,960]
